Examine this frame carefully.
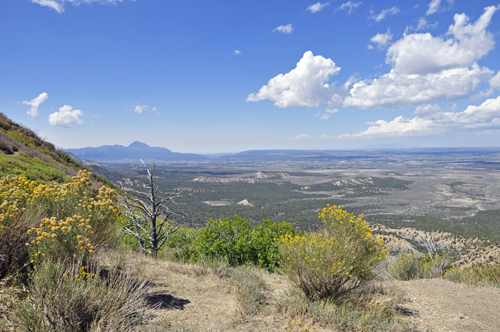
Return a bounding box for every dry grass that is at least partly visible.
[6,257,153,332]
[0,207,44,280]
[275,282,416,332]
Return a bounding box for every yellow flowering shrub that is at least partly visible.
[0,176,37,234]
[277,205,387,301]
[0,170,119,276]
[26,215,95,264]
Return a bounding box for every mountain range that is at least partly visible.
[66,141,208,164]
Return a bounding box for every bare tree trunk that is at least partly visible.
[121,161,184,259]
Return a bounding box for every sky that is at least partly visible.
[1,0,500,153]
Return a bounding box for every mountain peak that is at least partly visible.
[128,141,150,149]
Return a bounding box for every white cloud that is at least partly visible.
[132,104,159,115]
[368,29,393,50]
[294,134,313,141]
[426,0,454,16]
[32,0,64,13]
[416,17,438,31]
[31,0,127,13]
[370,6,400,22]
[426,0,441,15]
[48,105,83,128]
[315,109,339,120]
[273,24,293,34]
[344,64,492,109]
[249,7,498,112]
[20,92,48,118]
[388,6,498,75]
[234,50,241,55]
[404,17,438,35]
[247,51,345,108]
[491,71,500,90]
[337,1,362,14]
[307,2,329,13]
[341,96,500,138]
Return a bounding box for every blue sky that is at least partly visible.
[1,0,500,153]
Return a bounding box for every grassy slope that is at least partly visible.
[0,112,114,187]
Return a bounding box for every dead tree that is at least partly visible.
[419,233,438,261]
[121,161,184,259]
[418,233,449,277]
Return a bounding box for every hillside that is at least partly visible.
[0,113,112,187]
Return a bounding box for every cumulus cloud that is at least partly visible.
[344,64,492,109]
[337,1,362,14]
[247,51,345,108]
[491,71,500,90]
[315,109,339,120]
[249,7,498,111]
[132,104,159,115]
[234,50,241,55]
[307,2,329,13]
[294,134,313,141]
[273,24,293,34]
[426,0,454,16]
[341,96,500,138]
[370,6,400,22]
[388,6,498,75]
[20,92,48,118]
[368,29,393,50]
[31,0,127,13]
[48,105,83,128]
[344,6,498,109]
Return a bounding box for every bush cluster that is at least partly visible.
[388,251,449,280]
[0,170,120,274]
[444,263,500,287]
[277,205,387,301]
[192,215,296,271]
[0,170,159,331]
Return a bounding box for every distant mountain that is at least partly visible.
[66,141,208,163]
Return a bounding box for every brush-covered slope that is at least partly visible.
[0,112,111,185]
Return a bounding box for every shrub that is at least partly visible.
[225,266,268,317]
[389,252,449,280]
[445,263,500,287]
[0,171,120,279]
[27,216,95,266]
[277,205,387,301]
[193,215,296,270]
[9,259,151,332]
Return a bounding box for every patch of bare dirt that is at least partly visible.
[389,278,500,331]
[126,255,332,331]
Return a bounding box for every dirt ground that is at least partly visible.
[389,279,500,332]
[128,256,500,332]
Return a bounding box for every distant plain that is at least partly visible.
[87,147,500,265]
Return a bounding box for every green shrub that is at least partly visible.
[277,205,387,301]
[193,215,296,270]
